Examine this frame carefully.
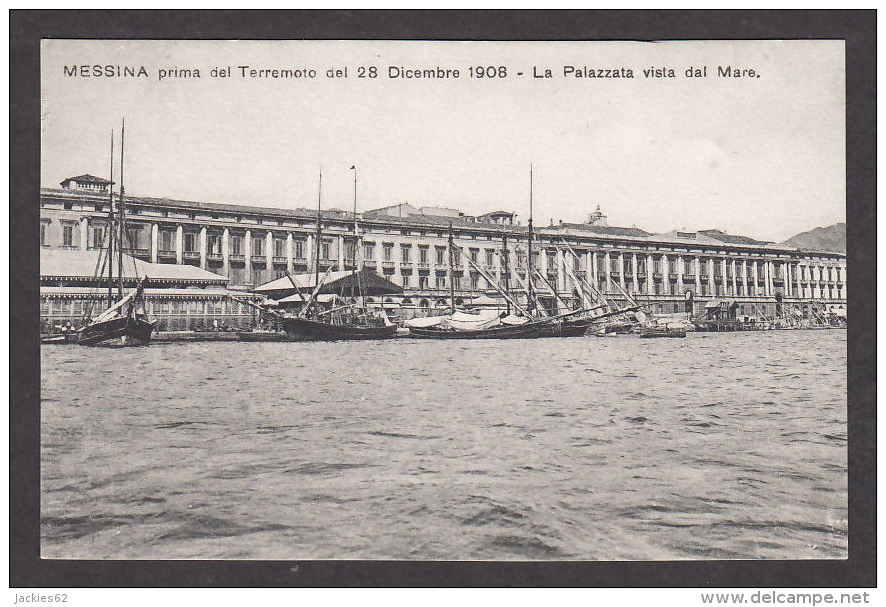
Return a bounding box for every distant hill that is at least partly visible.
[783,223,846,254]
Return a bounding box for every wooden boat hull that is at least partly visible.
[407,322,547,339]
[236,330,289,342]
[77,316,156,346]
[542,317,598,337]
[283,317,399,341]
[639,327,686,338]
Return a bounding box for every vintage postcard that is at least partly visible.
[38,38,847,563]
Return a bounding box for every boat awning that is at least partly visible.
[253,268,404,299]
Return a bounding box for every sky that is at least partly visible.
[41,40,845,242]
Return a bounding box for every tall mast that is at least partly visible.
[351,165,365,309]
[351,165,358,240]
[447,222,456,314]
[502,230,511,315]
[117,118,126,299]
[107,130,115,308]
[314,168,322,292]
[526,164,536,315]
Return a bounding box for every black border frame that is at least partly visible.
[10,10,876,588]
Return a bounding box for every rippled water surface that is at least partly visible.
[41,330,847,560]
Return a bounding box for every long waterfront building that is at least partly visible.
[40,175,847,326]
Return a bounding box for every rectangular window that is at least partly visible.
[344,241,356,261]
[91,226,105,249]
[623,256,632,273]
[161,230,174,251]
[62,224,74,247]
[363,242,374,260]
[419,247,429,263]
[436,276,446,289]
[486,250,495,267]
[653,257,661,274]
[668,258,676,274]
[470,249,479,263]
[321,240,332,260]
[453,249,461,266]
[252,237,264,256]
[40,222,48,246]
[126,228,140,249]
[401,245,411,263]
[51,299,69,315]
[610,255,619,272]
[452,275,461,289]
[435,247,445,265]
[402,274,410,288]
[274,238,286,258]
[470,275,479,291]
[231,235,242,256]
[383,244,393,261]
[184,232,198,252]
[294,239,305,259]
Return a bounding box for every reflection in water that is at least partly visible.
[41,331,847,560]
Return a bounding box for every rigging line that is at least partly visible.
[85,240,111,322]
[508,243,549,316]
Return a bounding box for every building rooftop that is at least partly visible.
[555,222,651,238]
[41,185,831,254]
[60,174,114,187]
[698,229,771,246]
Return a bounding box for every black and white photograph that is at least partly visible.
[12,11,876,590]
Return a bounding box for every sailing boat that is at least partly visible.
[77,122,155,346]
[404,230,550,338]
[540,239,641,337]
[406,167,556,339]
[279,167,398,341]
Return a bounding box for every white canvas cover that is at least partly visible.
[444,309,502,331]
[499,314,530,325]
[404,315,445,328]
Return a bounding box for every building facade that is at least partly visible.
[40,180,847,320]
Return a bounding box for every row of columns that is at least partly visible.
[135,222,355,284]
[80,218,843,297]
[543,249,842,300]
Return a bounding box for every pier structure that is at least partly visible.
[40,178,846,324]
